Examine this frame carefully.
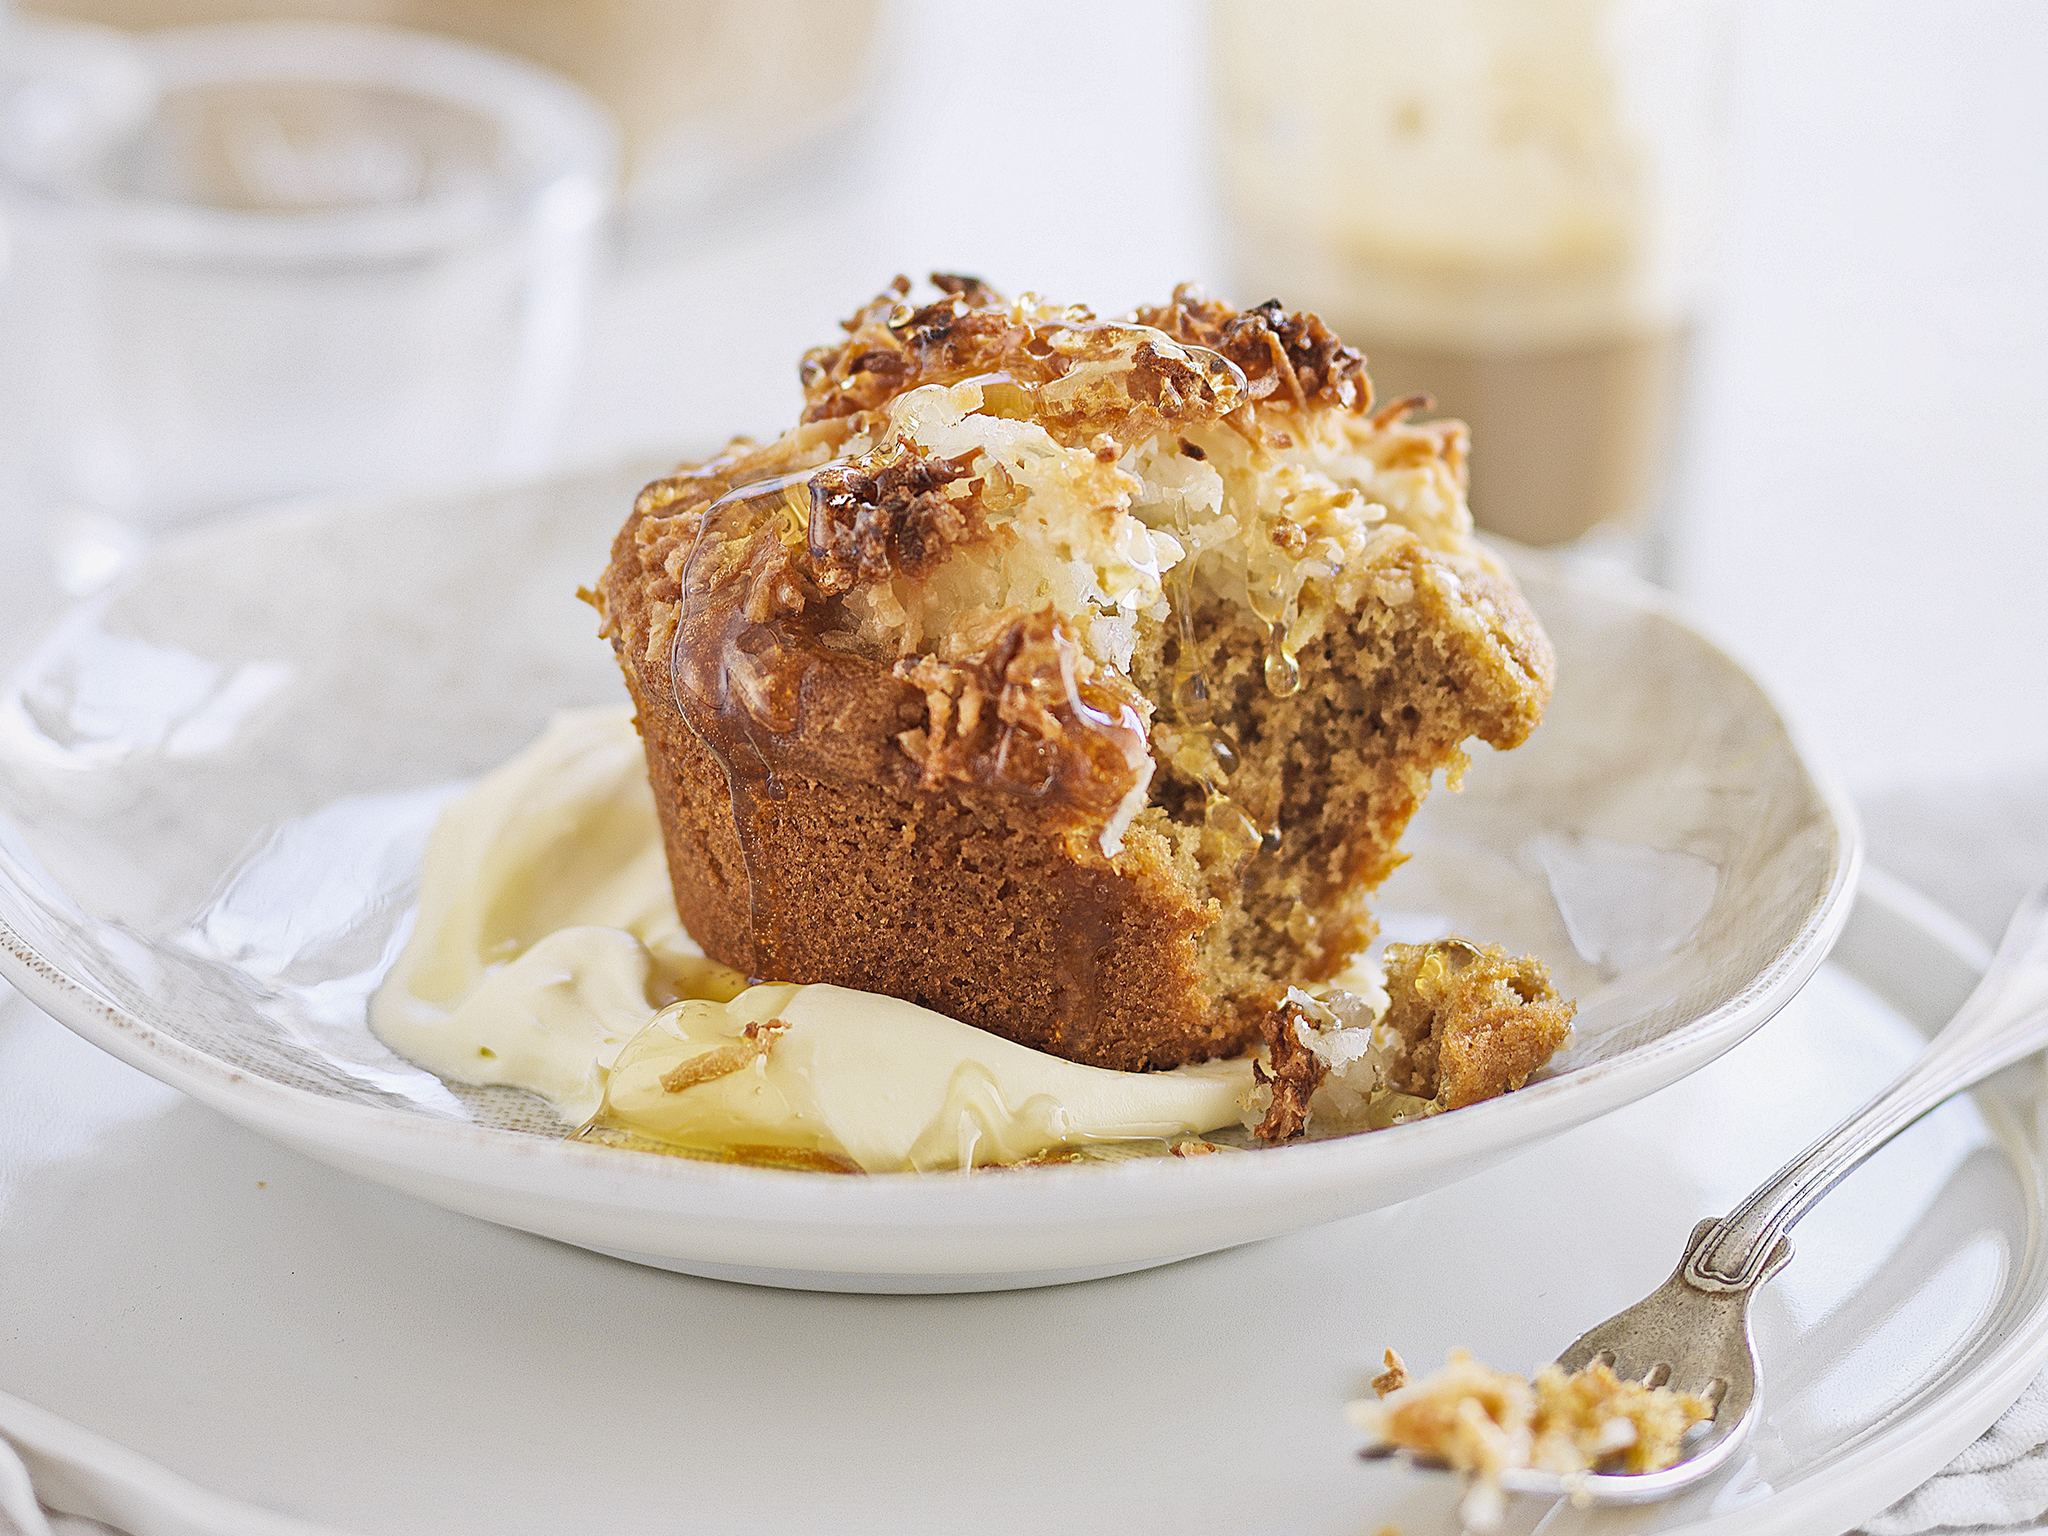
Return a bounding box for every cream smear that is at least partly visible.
[369,707,1257,1171]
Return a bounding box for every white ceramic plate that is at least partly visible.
[1357,870,2048,1536]
[0,463,1857,1292]
[0,871,2031,1536]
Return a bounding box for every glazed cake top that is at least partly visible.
[596,276,1551,854]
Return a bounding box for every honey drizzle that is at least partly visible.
[1243,544,1304,701]
[668,468,822,979]
[1162,566,1275,862]
[1263,620,1302,697]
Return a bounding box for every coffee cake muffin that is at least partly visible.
[590,276,1555,1077]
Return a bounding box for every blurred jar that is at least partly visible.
[0,19,616,533]
[20,0,884,217]
[1212,0,1733,567]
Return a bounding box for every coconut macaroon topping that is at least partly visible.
[608,277,1541,848]
[798,277,1507,695]
[595,275,1558,1077]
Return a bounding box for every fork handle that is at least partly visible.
[1686,884,2048,1293]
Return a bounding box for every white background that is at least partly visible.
[2,0,2043,796]
[559,0,2048,800]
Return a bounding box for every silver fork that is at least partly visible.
[1379,881,2048,1511]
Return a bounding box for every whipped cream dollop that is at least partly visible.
[369,707,1257,1171]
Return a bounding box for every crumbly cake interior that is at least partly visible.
[592,276,1556,1082]
[1380,939,1575,1111]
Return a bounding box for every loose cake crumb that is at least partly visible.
[656,1016,790,1092]
[1371,1346,1410,1397]
[1348,1348,1712,1530]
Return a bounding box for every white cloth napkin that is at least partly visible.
[2,1434,118,1536]
[2,1451,119,1536]
[0,1389,349,1536]
[1853,765,2048,1536]
[1861,1375,2048,1534]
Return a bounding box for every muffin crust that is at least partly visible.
[593,276,1555,1074]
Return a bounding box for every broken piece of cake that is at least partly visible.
[1248,939,1573,1140]
[591,274,1565,1126]
[1351,1347,1713,1528]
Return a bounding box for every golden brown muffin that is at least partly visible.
[591,276,1555,1074]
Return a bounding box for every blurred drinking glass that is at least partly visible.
[1212,0,1733,575]
[0,17,616,556]
[16,0,883,242]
